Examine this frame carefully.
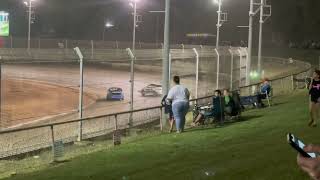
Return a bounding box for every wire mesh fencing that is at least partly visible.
[0,44,312,163]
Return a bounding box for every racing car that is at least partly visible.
[106,87,124,101]
[139,84,162,97]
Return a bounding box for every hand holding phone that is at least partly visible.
[287,133,317,158]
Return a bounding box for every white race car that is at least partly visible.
[139,84,162,97]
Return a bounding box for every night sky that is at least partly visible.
[0,0,319,45]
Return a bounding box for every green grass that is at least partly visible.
[5,90,320,180]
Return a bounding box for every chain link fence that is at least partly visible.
[0,37,211,50]
[0,42,312,164]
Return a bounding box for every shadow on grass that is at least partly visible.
[185,115,263,133]
[268,102,287,107]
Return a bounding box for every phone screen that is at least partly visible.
[292,135,316,158]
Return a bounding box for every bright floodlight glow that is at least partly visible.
[0,11,9,16]
[24,0,36,6]
[213,0,221,5]
[250,71,259,79]
[105,22,114,28]
[129,0,139,8]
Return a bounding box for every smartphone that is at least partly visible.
[287,133,317,158]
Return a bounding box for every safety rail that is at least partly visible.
[0,48,213,63]
[239,61,312,96]
[0,94,214,159]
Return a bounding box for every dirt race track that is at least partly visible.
[0,59,301,129]
[2,63,164,128]
[2,78,95,127]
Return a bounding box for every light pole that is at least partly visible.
[247,0,271,82]
[132,0,137,52]
[257,0,271,76]
[247,0,254,86]
[162,0,170,127]
[213,0,227,49]
[214,0,222,49]
[24,0,35,50]
[129,0,139,128]
[257,0,264,75]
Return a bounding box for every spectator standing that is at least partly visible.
[308,70,320,127]
[161,95,175,133]
[166,76,190,133]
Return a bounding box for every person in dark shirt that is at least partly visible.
[192,90,224,126]
[308,70,320,127]
[161,95,175,132]
[223,89,238,116]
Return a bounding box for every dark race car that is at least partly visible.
[139,84,162,97]
[106,87,124,101]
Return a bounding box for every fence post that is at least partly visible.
[228,48,234,90]
[116,41,119,49]
[74,47,84,141]
[281,78,284,93]
[214,48,220,90]
[126,48,135,129]
[318,56,320,70]
[160,107,163,131]
[193,48,199,104]
[114,114,118,130]
[65,39,68,49]
[169,53,172,86]
[50,125,55,161]
[10,36,13,49]
[113,115,121,145]
[91,40,94,60]
[291,75,295,91]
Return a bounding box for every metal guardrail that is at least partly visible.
[0,48,208,63]
[0,37,208,50]
[239,59,312,97]
[0,94,214,158]
[0,94,213,135]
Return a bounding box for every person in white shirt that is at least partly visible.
[166,76,190,133]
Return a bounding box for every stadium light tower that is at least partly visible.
[24,0,35,50]
[129,0,140,52]
[247,0,271,83]
[128,0,140,128]
[161,0,170,128]
[257,0,271,77]
[213,0,227,49]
